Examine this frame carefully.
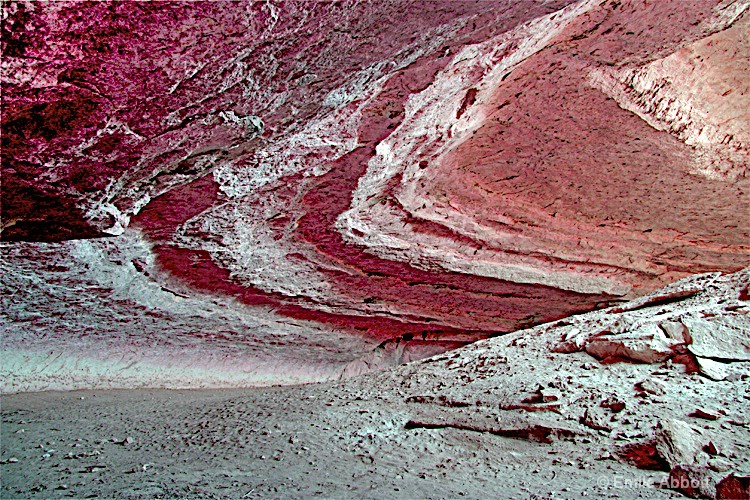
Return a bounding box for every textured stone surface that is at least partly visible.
[685,315,750,361]
[2,0,750,385]
[655,419,708,469]
[716,474,750,499]
[666,465,717,499]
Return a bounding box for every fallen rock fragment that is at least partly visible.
[403,420,578,444]
[654,419,706,468]
[580,408,612,432]
[80,464,107,473]
[702,441,718,456]
[114,436,134,446]
[689,409,719,421]
[695,357,729,381]
[516,385,564,407]
[521,386,546,404]
[551,340,581,354]
[684,315,750,361]
[540,388,562,403]
[660,320,691,343]
[635,379,666,396]
[599,395,626,413]
[498,403,562,413]
[553,327,587,353]
[727,417,749,427]
[715,474,750,499]
[616,440,668,470]
[585,324,679,364]
[665,464,716,499]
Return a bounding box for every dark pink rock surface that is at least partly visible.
[1,0,748,385]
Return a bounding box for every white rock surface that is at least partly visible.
[685,314,750,361]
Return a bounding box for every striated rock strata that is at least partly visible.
[2,0,749,385]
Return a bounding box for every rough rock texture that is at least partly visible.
[2,1,749,374]
[2,268,748,498]
[3,1,749,496]
[667,465,718,499]
[655,419,708,469]
[716,474,750,499]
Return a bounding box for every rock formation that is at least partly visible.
[2,1,750,496]
[2,0,749,392]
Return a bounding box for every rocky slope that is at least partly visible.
[2,267,749,498]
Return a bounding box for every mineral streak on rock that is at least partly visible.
[2,0,749,385]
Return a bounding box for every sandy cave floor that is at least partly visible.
[0,384,681,499]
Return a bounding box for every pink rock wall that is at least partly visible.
[2,0,749,372]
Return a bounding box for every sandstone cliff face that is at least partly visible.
[590,10,749,181]
[1,0,749,384]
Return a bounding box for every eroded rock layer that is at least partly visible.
[2,0,749,387]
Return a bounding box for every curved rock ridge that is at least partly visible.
[2,228,747,393]
[2,0,749,367]
[339,0,750,302]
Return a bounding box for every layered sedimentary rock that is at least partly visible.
[1,0,749,389]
